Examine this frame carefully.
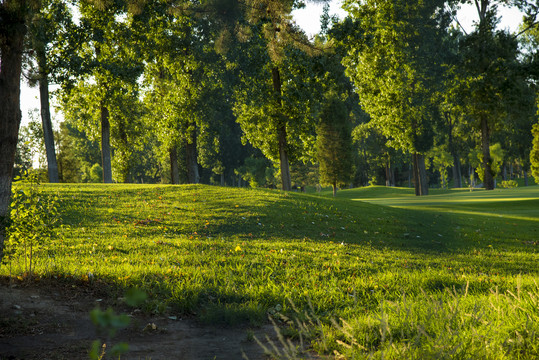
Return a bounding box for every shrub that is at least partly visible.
[499,180,518,189]
[4,172,61,277]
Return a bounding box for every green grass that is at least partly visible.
[2,183,539,358]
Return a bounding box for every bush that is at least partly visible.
[4,172,61,277]
[499,180,518,189]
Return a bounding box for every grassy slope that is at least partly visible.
[2,183,539,358]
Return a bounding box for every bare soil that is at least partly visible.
[0,278,278,360]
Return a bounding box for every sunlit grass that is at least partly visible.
[1,183,538,358]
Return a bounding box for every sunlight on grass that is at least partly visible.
[2,183,538,358]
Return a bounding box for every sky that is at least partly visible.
[20,0,525,128]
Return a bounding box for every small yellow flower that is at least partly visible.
[235,245,242,252]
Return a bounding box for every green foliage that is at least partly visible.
[428,145,454,189]
[476,143,504,183]
[236,156,277,188]
[316,95,353,194]
[499,180,518,188]
[340,0,448,154]
[89,288,146,360]
[531,122,539,179]
[4,172,61,277]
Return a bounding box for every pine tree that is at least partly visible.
[316,96,353,197]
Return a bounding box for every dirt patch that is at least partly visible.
[0,279,279,360]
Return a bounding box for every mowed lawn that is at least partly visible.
[2,183,539,358]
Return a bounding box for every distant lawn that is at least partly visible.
[2,183,538,358]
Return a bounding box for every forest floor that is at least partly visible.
[0,278,279,360]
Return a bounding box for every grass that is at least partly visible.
[2,183,539,358]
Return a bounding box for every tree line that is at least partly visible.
[2,0,539,258]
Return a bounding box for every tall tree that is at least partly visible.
[316,94,353,196]
[232,0,327,191]
[59,0,144,183]
[233,28,320,190]
[454,0,539,189]
[0,0,33,261]
[25,0,73,183]
[340,0,451,195]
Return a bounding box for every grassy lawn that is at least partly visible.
[2,183,538,358]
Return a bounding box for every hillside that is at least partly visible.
[1,184,538,358]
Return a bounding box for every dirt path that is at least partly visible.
[0,280,277,360]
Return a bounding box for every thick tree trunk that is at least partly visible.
[272,67,291,191]
[0,5,26,262]
[100,104,113,183]
[37,46,59,183]
[186,129,199,184]
[169,146,179,184]
[480,115,494,190]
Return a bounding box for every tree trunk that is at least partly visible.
[412,153,428,196]
[186,129,199,184]
[412,154,420,195]
[418,154,428,195]
[37,47,59,183]
[385,162,390,187]
[524,170,528,186]
[278,124,292,191]
[169,146,179,184]
[0,5,27,262]
[451,154,462,188]
[100,104,113,183]
[480,115,494,190]
[272,67,291,191]
[332,181,337,197]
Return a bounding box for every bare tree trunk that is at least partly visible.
[413,154,420,196]
[0,6,26,262]
[169,146,179,184]
[37,47,59,183]
[100,104,113,183]
[481,115,494,190]
[452,154,462,188]
[412,153,429,196]
[332,181,337,197]
[272,67,291,191]
[385,162,390,187]
[186,129,199,184]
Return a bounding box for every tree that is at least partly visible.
[317,95,353,196]
[453,0,539,190]
[233,30,320,190]
[58,0,146,183]
[0,0,33,262]
[340,0,451,195]
[24,0,73,183]
[231,0,328,191]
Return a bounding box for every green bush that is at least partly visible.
[499,180,518,189]
[4,172,61,277]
